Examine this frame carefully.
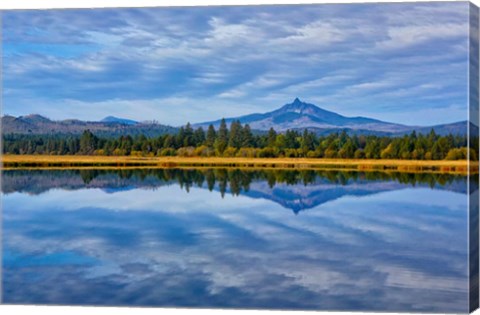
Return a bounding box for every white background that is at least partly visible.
[0,0,479,315]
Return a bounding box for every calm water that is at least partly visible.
[1,169,476,312]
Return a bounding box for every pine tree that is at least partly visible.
[120,135,133,155]
[176,127,185,148]
[241,124,254,147]
[228,120,242,148]
[183,123,194,147]
[206,124,216,148]
[214,118,228,154]
[301,129,315,153]
[163,135,175,148]
[285,130,298,149]
[79,130,97,155]
[193,127,206,147]
[267,127,277,147]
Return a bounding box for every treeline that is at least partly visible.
[3,119,478,160]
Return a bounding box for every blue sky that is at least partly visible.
[2,2,471,126]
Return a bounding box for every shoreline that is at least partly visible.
[1,155,478,174]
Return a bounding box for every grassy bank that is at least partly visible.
[1,155,478,174]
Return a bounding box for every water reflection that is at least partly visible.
[1,169,474,312]
[1,169,473,213]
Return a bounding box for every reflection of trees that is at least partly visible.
[79,169,100,184]
[3,169,474,197]
[73,169,473,195]
[217,169,228,198]
[206,170,215,191]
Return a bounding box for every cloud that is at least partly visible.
[377,23,468,51]
[217,89,246,99]
[2,2,470,126]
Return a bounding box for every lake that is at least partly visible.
[1,169,476,312]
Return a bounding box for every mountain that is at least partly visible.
[2,98,470,137]
[194,98,468,136]
[195,98,410,132]
[101,116,138,125]
[1,114,176,137]
[413,121,471,137]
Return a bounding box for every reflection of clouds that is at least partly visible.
[359,187,467,210]
[3,184,469,312]
[3,185,273,213]
[377,265,466,292]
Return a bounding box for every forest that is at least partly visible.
[2,119,478,161]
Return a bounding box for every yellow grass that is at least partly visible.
[1,154,478,174]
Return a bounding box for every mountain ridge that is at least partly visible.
[1,98,471,136]
[101,116,138,125]
[193,98,468,136]
[1,114,176,137]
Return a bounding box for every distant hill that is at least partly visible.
[412,121,471,137]
[1,114,177,137]
[194,98,469,136]
[101,116,138,125]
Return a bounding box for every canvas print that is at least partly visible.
[1,1,479,313]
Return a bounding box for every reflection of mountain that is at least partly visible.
[226,178,469,214]
[1,170,173,195]
[240,180,410,214]
[2,169,471,214]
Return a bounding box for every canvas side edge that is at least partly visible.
[0,9,4,306]
[469,2,480,313]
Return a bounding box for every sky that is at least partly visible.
[2,2,471,126]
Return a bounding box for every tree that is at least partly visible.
[141,139,152,154]
[427,129,437,148]
[364,138,380,159]
[176,127,185,149]
[163,135,175,148]
[267,128,277,147]
[79,130,97,155]
[338,139,355,158]
[228,120,242,148]
[135,134,148,152]
[301,129,315,154]
[432,137,451,160]
[206,125,216,148]
[241,124,254,147]
[58,139,67,155]
[275,134,286,152]
[339,130,348,147]
[183,123,194,147]
[193,127,206,147]
[68,138,80,154]
[214,118,228,154]
[119,135,133,155]
[285,130,298,149]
